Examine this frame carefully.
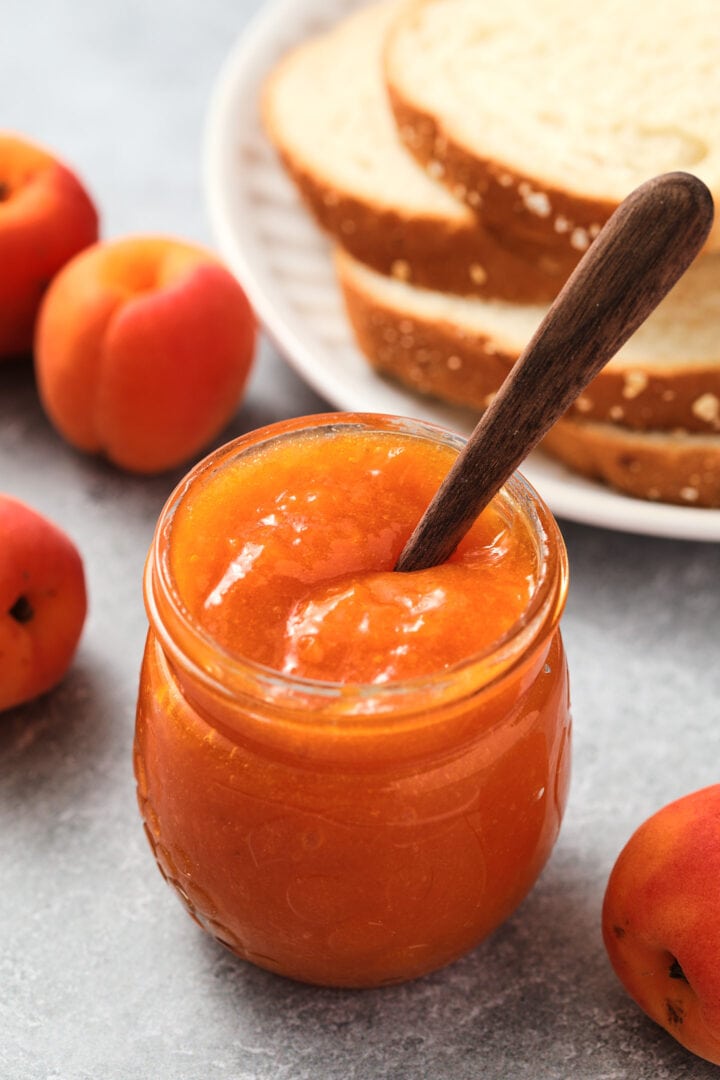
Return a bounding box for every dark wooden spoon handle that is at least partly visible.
[395,171,714,573]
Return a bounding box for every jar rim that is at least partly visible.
[145,412,569,717]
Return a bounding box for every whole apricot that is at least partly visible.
[0,494,87,711]
[34,236,256,473]
[0,132,98,358]
[602,785,720,1066]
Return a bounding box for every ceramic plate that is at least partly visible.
[203,0,720,542]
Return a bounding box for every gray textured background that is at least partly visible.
[2,2,720,1077]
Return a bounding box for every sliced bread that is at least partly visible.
[540,418,720,507]
[384,0,720,269]
[336,248,720,434]
[262,2,568,302]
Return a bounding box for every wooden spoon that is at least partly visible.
[395,171,714,573]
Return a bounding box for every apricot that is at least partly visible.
[0,132,98,358]
[34,236,256,473]
[0,494,87,711]
[602,785,720,1066]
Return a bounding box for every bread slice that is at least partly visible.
[336,248,720,434]
[384,0,720,269]
[261,1,567,303]
[541,418,720,507]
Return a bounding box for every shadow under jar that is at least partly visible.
[134,412,571,988]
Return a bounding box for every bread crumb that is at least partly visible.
[609,405,624,421]
[453,183,467,201]
[469,263,488,285]
[662,390,677,402]
[589,223,602,238]
[399,319,414,335]
[467,190,483,207]
[382,327,398,344]
[554,214,571,234]
[680,486,699,502]
[447,355,462,371]
[322,190,340,207]
[575,396,593,413]
[622,371,648,399]
[426,159,445,180]
[647,487,661,500]
[401,336,415,349]
[340,219,357,235]
[691,393,720,424]
[434,134,448,155]
[391,259,411,282]
[498,173,514,187]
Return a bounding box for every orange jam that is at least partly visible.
[134,413,571,987]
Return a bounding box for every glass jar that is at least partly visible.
[134,413,571,988]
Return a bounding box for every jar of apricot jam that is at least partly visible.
[134,413,571,988]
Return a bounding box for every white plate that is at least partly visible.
[203,0,720,543]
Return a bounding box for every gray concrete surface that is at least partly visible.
[2,2,720,1077]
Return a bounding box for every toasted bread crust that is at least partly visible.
[387,87,617,278]
[266,139,569,304]
[337,253,720,434]
[340,260,514,407]
[541,419,720,507]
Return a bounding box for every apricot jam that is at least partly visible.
[134,413,571,987]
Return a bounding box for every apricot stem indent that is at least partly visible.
[9,595,34,623]
[669,957,688,982]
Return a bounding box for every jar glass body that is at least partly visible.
[134,413,571,988]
